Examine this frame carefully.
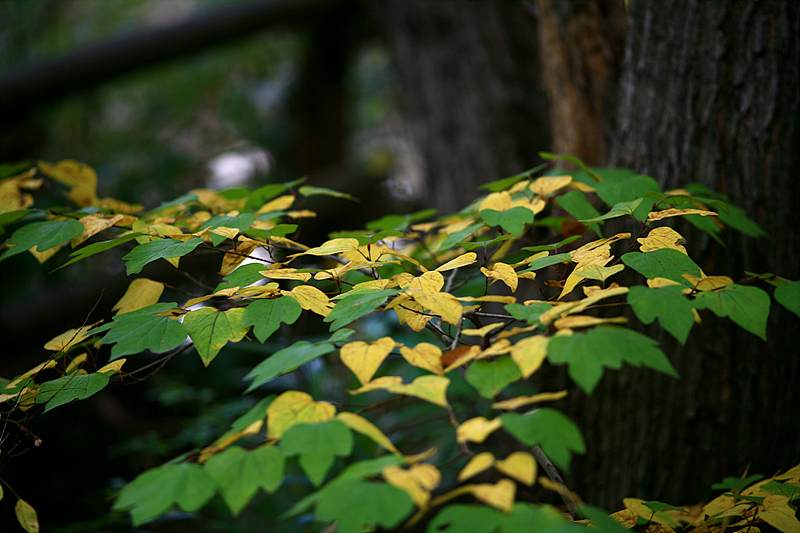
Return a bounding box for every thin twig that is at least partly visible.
[530,444,582,520]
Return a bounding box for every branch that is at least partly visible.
[530,445,582,520]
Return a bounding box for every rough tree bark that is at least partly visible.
[556,0,800,508]
[371,0,552,215]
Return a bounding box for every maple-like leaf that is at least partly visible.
[241,296,302,343]
[35,372,109,412]
[89,302,187,359]
[203,445,284,516]
[693,284,770,340]
[0,219,85,261]
[500,408,585,471]
[122,237,204,275]
[183,307,248,365]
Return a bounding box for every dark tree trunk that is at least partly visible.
[557,0,800,509]
[371,0,552,215]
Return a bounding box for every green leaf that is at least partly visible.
[0,209,33,233]
[521,235,582,254]
[54,232,145,271]
[759,480,800,500]
[717,203,766,238]
[539,152,600,182]
[500,408,585,471]
[622,249,702,287]
[113,463,216,526]
[645,191,728,212]
[438,222,484,252]
[244,224,298,241]
[0,219,85,261]
[498,503,572,533]
[122,237,204,275]
[693,284,770,340]
[643,501,690,514]
[480,207,533,236]
[36,372,109,412]
[313,479,414,533]
[457,234,513,251]
[323,289,399,331]
[517,253,571,274]
[245,184,288,210]
[628,285,695,345]
[546,326,678,395]
[504,302,551,325]
[203,445,284,516]
[152,192,199,212]
[183,307,249,365]
[711,474,764,491]
[89,303,187,360]
[579,198,643,224]
[282,420,353,486]
[199,213,256,246]
[556,190,600,220]
[244,341,336,392]
[426,505,502,533]
[592,169,661,220]
[299,185,358,201]
[465,357,522,399]
[775,280,800,318]
[242,297,302,343]
[214,263,269,292]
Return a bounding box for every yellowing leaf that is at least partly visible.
[303,238,360,256]
[638,227,688,254]
[512,196,546,215]
[336,411,401,455]
[97,358,126,374]
[491,390,568,410]
[383,464,441,507]
[15,498,39,533]
[682,274,734,291]
[409,271,445,294]
[267,390,335,439]
[471,479,516,512]
[481,262,518,292]
[559,247,613,300]
[38,159,98,206]
[257,194,295,213]
[283,285,331,316]
[44,322,100,352]
[479,191,513,212]
[476,339,512,359]
[184,287,240,308]
[574,264,625,283]
[413,292,463,325]
[112,278,165,315]
[400,343,444,375]
[207,226,240,242]
[456,295,517,304]
[340,337,396,384]
[761,495,800,533]
[461,323,504,337]
[72,214,124,247]
[553,315,628,330]
[436,252,477,272]
[569,233,630,263]
[459,453,496,481]
[259,268,312,282]
[510,336,549,378]
[349,375,450,407]
[648,277,682,288]
[648,208,718,221]
[530,175,572,197]
[456,416,502,444]
[219,237,264,275]
[443,345,481,372]
[495,452,536,485]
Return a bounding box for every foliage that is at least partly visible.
[1,156,799,533]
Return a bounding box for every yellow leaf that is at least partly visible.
[409,271,445,294]
[287,209,317,218]
[491,390,568,410]
[512,196,546,215]
[267,390,335,439]
[569,233,630,263]
[199,420,264,463]
[648,277,682,288]
[43,322,101,352]
[443,345,481,372]
[496,452,536,485]
[638,227,688,254]
[257,194,295,213]
[348,375,450,407]
[554,315,628,330]
[479,191,513,212]
[461,323,504,337]
[476,339,512,359]
[38,159,98,206]
[648,208,718,222]
[15,498,39,533]
[383,464,441,507]
[559,247,613,300]
[387,272,416,289]
[682,274,734,291]
[64,353,87,373]
[401,300,433,332]
[436,252,477,272]
[456,416,502,444]
[481,262,518,292]
[529,175,572,197]
[72,214,124,247]
[611,508,639,528]
[236,284,280,299]
[495,324,540,340]
[459,452,496,481]
[400,343,444,375]
[509,336,549,378]
[259,268,312,282]
[349,375,404,395]
[219,237,265,275]
[340,337,396,385]
[28,243,64,263]
[574,264,625,282]
[471,479,516,512]
[283,285,331,316]
[303,238,361,256]
[184,287,239,308]
[112,278,165,315]
[98,359,126,374]
[761,495,800,533]
[413,292,463,325]
[457,295,517,304]
[624,498,682,527]
[336,412,401,455]
[208,226,240,242]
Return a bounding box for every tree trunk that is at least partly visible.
[371,0,552,215]
[558,0,800,509]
